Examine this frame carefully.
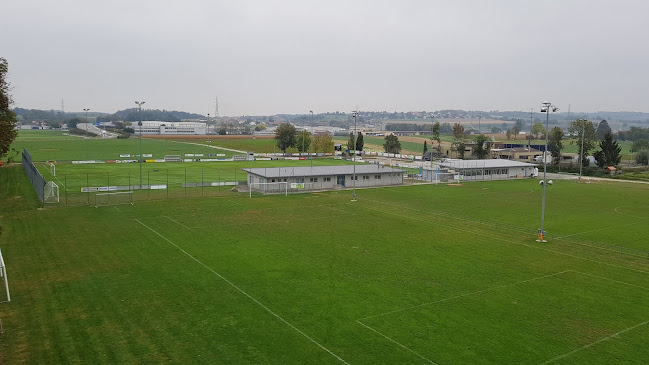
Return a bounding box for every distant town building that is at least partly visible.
[132,121,206,135]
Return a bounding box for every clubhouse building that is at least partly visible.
[243,165,405,193]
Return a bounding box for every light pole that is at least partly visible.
[310,110,314,168]
[135,101,145,189]
[351,111,358,201]
[537,101,558,242]
[579,122,585,182]
[83,108,90,159]
[207,113,210,135]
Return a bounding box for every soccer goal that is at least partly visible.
[95,191,134,208]
[249,182,288,198]
[44,181,60,203]
[0,248,10,303]
[49,162,56,177]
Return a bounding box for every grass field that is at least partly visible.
[11,130,237,162]
[2,163,649,364]
[36,158,358,205]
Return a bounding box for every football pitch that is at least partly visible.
[1,166,649,364]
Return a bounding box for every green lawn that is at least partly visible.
[10,130,236,162]
[2,165,649,364]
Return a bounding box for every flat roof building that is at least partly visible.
[133,121,207,135]
[422,159,538,182]
[243,165,405,193]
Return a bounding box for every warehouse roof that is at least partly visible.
[242,164,404,178]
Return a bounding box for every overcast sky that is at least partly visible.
[3,0,648,116]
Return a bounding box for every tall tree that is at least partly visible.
[0,58,18,161]
[295,130,311,153]
[312,133,334,153]
[383,134,401,154]
[274,122,297,153]
[452,123,465,158]
[596,119,612,140]
[635,150,649,166]
[511,125,520,140]
[347,132,355,151]
[547,127,564,165]
[471,134,491,159]
[432,122,441,152]
[593,132,622,168]
[531,122,546,139]
[568,119,597,167]
[355,132,364,151]
[506,129,512,140]
[423,140,428,156]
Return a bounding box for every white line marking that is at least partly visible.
[358,203,649,275]
[554,221,639,239]
[134,219,348,364]
[356,320,437,364]
[163,215,192,229]
[539,320,649,364]
[571,270,649,292]
[113,206,122,212]
[359,270,571,321]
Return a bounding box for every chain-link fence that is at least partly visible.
[21,149,46,206]
[56,167,248,206]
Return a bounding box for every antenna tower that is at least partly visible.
[61,98,65,114]
[214,96,220,117]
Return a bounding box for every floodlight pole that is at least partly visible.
[579,123,585,182]
[83,108,90,160]
[310,110,314,168]
[135,101,145,189]
[538,101,557,242]
[352,111,357,201]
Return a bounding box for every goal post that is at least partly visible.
[49,162,56,177]
[249,182,288,198]
[0,248,10,303]
[44,181,60,203]
[95,191,134,208]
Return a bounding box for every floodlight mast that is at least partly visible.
[537,101,558,242]
[310,110,314,168]
[351,111,358,201]
[135,101,145,189]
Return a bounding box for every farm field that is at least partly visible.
[2,164,649,364]
[11,130,237,162]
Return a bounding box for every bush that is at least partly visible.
[636,149,649,166]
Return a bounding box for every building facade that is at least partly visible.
[133,121,207,135]
[243,165,405,193]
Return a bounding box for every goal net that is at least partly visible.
[95,191,134,208]
[0,248,10,303]
[249,182,288,197]
[44,181,60,203]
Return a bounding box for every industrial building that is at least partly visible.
[132,121,207,135]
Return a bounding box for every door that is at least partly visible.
[337,175,345,187]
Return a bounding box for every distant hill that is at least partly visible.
[13,107,206,124]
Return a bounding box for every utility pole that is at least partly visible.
[83,108,90,160]
[310,110,314,168]
[537,101,558,242]
[351,111,358,201]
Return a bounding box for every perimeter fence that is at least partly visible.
[21,148,46,206]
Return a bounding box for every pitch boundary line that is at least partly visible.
[539,320,649,364]
[134,219,349,364]
[355,320,437,364]
[553,221,640,240]
[163,215,193,230]
[358,203,649,275]
[358,270,571,321]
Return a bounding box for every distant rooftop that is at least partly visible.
[439,159,537,169]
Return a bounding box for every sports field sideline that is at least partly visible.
[1,164,649,364]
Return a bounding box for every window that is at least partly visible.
[309,177,318,183]
[375,175,381,179]
[324,177,331,182]
[271,179,275,182]
[363,175,369,180]
[519,155,529,160]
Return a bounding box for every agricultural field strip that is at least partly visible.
[356,269,649,365]
[355,202,649,275]
[357,196,649,260]
[134,218,350,364]
[539,320,649,364]
[355,320,437,365]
